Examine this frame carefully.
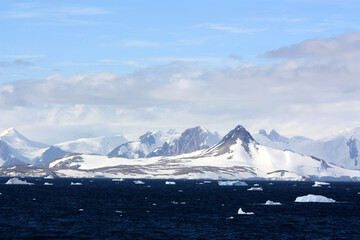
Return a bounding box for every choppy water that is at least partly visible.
[0,178,359,239]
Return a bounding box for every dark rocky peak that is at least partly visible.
[205,125,255,155]
[222,125,254,144]
[139,132,156,146]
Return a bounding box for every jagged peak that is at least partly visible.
[0,127,19,137]
[222,125,254,143]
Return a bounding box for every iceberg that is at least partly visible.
[312,181,330,187]
[134,180,145,185]
[5,178,34,185]
[247,187,263,191]
[165,181,176,185]
[112,178,124,182]
[218,181,248,186]
[295,194,336,203]
[70,182,83,186]
[264,200,282,205]
[237,208,254,215]
[253,183,260,186]
[44,182,53,185]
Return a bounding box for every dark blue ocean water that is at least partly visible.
[0,178,359,239]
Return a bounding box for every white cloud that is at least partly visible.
[122,60,144,68]
[102,40,159,48]
[1,33,359,142]
[264,32,360,60]
[199,23,267,34]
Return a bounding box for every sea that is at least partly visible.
[0,178,359,239]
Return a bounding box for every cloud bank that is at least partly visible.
[1,32,359,143]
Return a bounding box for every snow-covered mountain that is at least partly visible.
[108,130,181,158]
[148,126,221,157]
[0,128,67,166]
[55,135,127,155]
[254,128,360,170]
[14,125,359,181]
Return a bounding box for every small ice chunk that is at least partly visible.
[32,198,36,201]
[152,203,157,206]
[134,180,145,185]
[295,194,336,203]
[178,190,183,192]
[203,181,212,184]
[247,187,263,191]
[226,216,234,220]
[44,175,55,179]
[78,209,84,212]
[165,181,176,185]
[218,181,248,186]
[312,181,330,187]
[237,208,254,215]
[70,182,83,186]
[112,178,124,182]
[253,184,260,186]
[180,202,186,205]
[44,182,53,186]
[5,178,34,185]
[171,201,178,205]
[115,210,123,213]
[264,200,282,205]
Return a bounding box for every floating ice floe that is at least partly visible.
[5,178,34,185]
[44,175,55,179]
[70,182,83,186]
[237,208,254,215]
[312,181,330,187]
[112,178,124,182]
[44,182,53,186]
[295,194,336,203]
[247,187,263,191]
[264,200,282,205]
[134,180,145,185]
[165,181,176,185]
[218,181,248,186]
[253,184,260,186]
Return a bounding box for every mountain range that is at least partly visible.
[0,125,359,181]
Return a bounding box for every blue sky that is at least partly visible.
[1,0,360,143]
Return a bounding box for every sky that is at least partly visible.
[0,0,360,144]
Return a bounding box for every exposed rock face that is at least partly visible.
[347,138,359,166]
[0,140,26,167]
[148,126,220,157]
[36,146,68,164]
[108,131,172,159]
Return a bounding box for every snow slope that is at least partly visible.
[55,135,127,155]
[254,128,360,170]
